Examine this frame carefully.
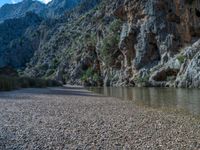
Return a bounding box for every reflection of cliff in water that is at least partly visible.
[89,87,200,116]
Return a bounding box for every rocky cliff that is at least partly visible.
[1,0,200,88]
[109,0,200,88]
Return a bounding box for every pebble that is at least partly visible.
[0,86,200,150]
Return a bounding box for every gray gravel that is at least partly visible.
[0,85,200,150]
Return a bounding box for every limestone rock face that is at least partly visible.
[148,40,200,88]
[175,40,200,88]
[111,0,200,87]
[117,0,200,69]
[177,52,200,88]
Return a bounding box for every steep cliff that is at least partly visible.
[113,0,200,88]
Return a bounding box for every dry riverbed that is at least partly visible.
[0,85,200,150]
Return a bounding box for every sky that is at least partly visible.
[0,0,52,7]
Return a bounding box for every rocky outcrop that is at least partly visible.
[117,0,200,68]
[111,0,200,88]
[175,40,200,88]
[148,40,200,88]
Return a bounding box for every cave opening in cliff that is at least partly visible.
[195,8,200,17]
[148,32,161,62]
[152,68,179,82]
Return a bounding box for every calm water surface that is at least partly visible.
[88,87,200,116]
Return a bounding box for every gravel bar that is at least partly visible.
[0,85,200,150]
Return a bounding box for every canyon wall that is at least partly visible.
[1,0,200,88]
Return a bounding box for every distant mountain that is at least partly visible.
[0,0,45,23]
[0,12,43,68]
[0,0,100,69]
[0,0,89,23]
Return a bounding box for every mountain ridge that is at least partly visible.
[0,0,45,23]
[0,0,87,23]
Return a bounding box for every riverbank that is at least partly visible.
[0,85,200,149]
[0,76,61,91]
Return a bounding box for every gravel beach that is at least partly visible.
[0,85,200,150]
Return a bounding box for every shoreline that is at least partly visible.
[0,86,200,149]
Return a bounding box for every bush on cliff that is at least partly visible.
[99,20,122,67]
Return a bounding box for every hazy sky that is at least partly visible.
[0,0,52,7]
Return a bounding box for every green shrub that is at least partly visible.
[135,75,150,84]
[99,19,122,67]
[93,73,100,82]
[81,67,93,82]
[86,33,97,46]
[100,33,120,66]
[177,55,186,64]
[81,68,101,85]
[185,0,194,5]
[0,76,17,91]
[109,20,122,32]
[18,77,31,88]
[0,76,62,91]
[85,67,93,77]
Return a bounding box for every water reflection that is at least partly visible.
[88,87,200,116]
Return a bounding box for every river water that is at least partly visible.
[88,87,200,116]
